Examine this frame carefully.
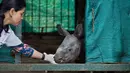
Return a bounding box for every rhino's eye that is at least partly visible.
[68,48,72,51]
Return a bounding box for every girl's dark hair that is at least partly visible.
[0,0,26,36]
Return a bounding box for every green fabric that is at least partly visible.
[0,25,15,63]
[120,0,130,62]
[85,0,130,63]
[0,45,15,63]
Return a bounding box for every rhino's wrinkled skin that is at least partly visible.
[54,24,83,63]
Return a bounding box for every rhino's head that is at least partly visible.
[54,24,83,63]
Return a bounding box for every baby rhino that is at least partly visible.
[54,24,83,63]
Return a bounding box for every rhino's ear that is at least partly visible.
[73,24,83,38]
[57,24,70,36]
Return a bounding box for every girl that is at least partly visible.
[0,0,56,64]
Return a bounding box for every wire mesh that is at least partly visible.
[22,0,75,33]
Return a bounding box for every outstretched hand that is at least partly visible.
[44,52,57,64]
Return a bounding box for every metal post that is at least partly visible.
[14,23,22,64]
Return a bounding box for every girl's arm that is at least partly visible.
[13,44,57,64]
[5,27,56,64]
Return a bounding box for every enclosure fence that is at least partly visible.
[23,0,75,33]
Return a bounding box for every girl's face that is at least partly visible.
[11,8,25,26]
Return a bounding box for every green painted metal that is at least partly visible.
[1,64,130,71]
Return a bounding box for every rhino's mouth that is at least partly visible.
[60,60,64,63]
[58,59,70,63]
[55,56,73,63]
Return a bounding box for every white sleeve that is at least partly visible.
[5,28,22,47]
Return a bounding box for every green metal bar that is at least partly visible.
[60,0,62,25]
[38,0,41,32]
[53,0,55,31]
[1,64,130,71]
[45,0,48,33]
